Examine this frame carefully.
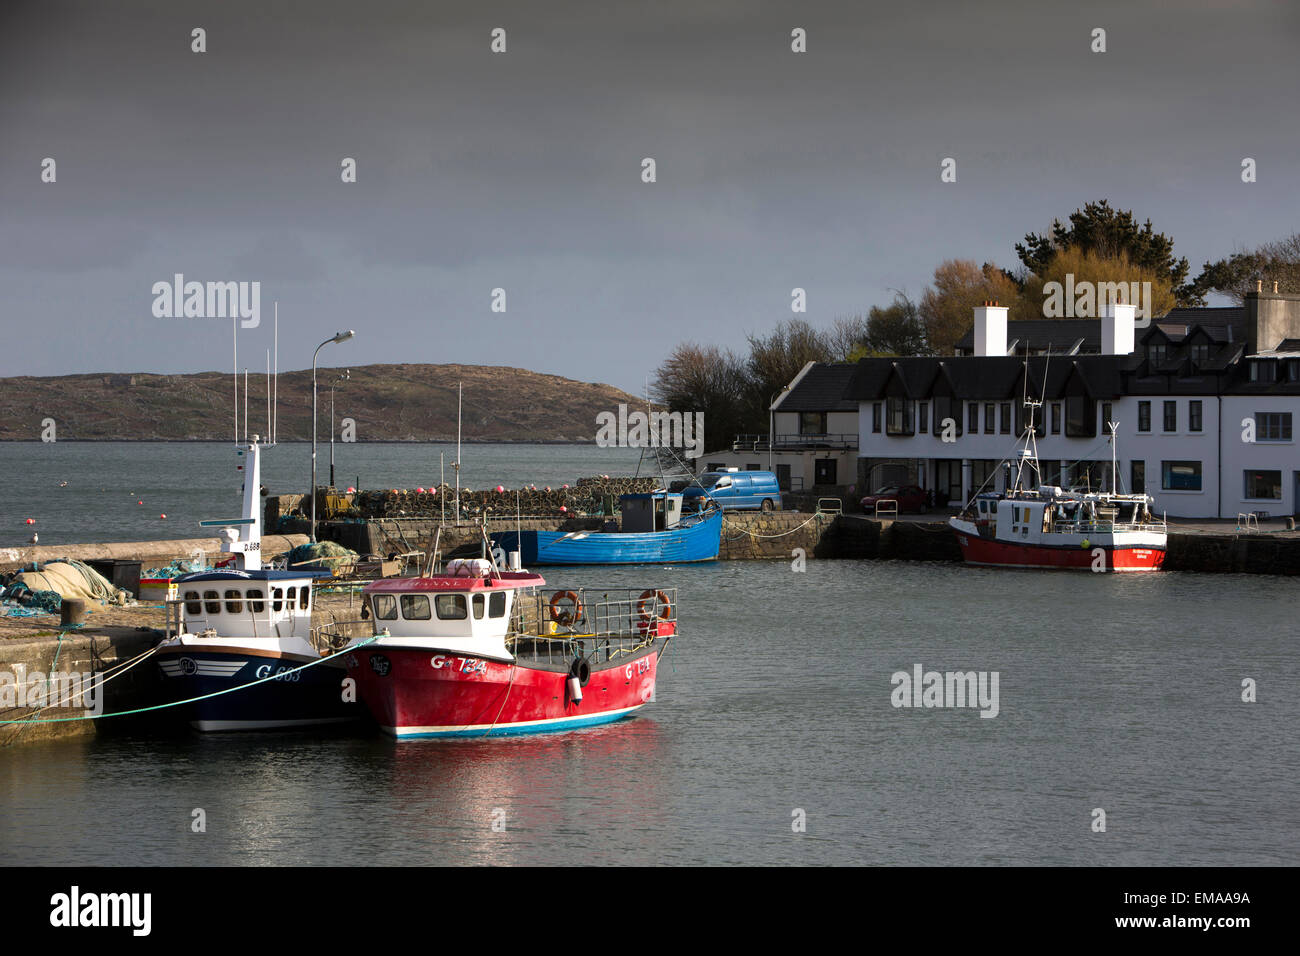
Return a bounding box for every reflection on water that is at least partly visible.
[0,561,1297,866]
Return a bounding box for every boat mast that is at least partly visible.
[1109,420,1119,494]
[455,381,462,524]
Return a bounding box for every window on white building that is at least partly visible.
[1161,460,1202,492]
[1189,400,1203,433]
[1244,470,1282,499]
[885,398,914,436]
[1137,401,1151,432]
[1162,400,1177,432]
[1256,412,1292,441]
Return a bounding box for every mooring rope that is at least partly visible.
[0,637,377,725]
[719,511,825,541]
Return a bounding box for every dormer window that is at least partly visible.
[1148,343,1168,365]
[1250,360,1278,383]
[1190,343,1210,364]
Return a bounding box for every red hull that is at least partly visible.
[953,533,1165,571]
[346,647,658,738]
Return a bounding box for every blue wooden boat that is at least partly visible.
[492,492,722,565]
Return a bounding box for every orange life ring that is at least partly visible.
[637,589,672,621]
[549,590,583,626]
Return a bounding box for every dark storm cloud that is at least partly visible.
[1,0,1298,388]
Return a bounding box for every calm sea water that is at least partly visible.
[0,441,644,548]
[1,561,1296,866]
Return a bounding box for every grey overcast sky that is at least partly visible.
[1,0,1297,393]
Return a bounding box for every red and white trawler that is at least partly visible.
[343,557,674,738]
[949,414,1167,572]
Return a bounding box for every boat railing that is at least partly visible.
[1052,516,1167,535]
[508,587,676,667]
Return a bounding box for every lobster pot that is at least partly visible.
[567,676,583,702]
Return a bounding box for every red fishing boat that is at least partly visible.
[343,558,674,738]
[949,410,1167,572]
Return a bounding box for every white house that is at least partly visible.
[699,362,858,492]
[848,290,1300,519]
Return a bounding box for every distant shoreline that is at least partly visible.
[0,438,600,445]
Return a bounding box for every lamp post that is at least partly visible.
[312,330,355,543]
[330,369,350,487]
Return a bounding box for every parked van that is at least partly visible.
[681,470,782,512]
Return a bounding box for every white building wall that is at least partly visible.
[1221,397,1297,518]
[856,395,1300,519]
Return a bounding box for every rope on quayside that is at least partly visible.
[0,637,379,726]
[720,511,825,541]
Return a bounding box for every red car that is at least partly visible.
[860,485,929,514]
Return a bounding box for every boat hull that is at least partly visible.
[345,645,658,738]
[951,528,1166,571]
[492,511,721,565]
[155,647,360,731]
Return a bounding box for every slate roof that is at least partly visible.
[772,362,858,412]
[954,319,1099,355]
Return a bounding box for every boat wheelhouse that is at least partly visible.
[344,558,673,738]
[155,438,360,730]
[491,490,721,565]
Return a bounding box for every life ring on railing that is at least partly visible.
[549,590,583,626]
[637,589,673,621]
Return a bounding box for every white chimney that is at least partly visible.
[1102,302,1135,355]
[972,301,1008,356]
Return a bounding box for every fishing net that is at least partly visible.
[12,560,132,606]
[286,541,358,572]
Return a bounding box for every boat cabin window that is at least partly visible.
[184,590,202,615]
[272,588,283,612]
[247,589,265,613]
[400,594,432,620]
[435,593,468,620]
[372,594,398,620]
[225,589,243,614]
[489,591,506,618]
[204,590,221,614]
[285,586,297,610]
[300,588,310,612]
[472,594,485,620]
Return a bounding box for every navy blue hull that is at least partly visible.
[156,650,360,731]
[493,510,722,565]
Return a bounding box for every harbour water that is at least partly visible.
[1,560,1295,866]
[0,441,644,548]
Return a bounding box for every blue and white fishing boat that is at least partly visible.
[491,491,722,565]
[154,437,360,731]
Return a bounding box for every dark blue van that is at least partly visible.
[681,470,782,512]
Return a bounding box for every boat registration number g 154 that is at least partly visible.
[431,655,488,675]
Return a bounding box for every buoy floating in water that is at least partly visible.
[496,485,504,493]
[25,518,35,525]
[160,514,167,519]
[137,500,143,505]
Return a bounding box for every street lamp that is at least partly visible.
[330,369,350,487]
[312,330,354,542]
